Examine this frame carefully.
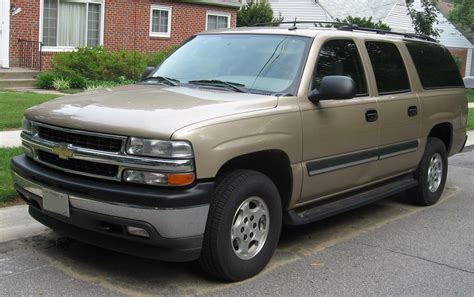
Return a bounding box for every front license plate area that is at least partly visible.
[42,188,70,217]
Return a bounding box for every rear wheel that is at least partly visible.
[409,138,448,206]
[199,170,282,281]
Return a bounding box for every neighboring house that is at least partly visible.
[0,0,240,70]
[242,0,473,77]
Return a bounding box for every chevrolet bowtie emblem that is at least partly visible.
[51,143,74,160]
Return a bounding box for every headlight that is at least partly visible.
[22,118,33,135]
[126,137,193,158]
[123,170,195,186]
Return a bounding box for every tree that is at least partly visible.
[448,0,474,32]
[237,0,284,27]
[407,0,441,38]
[335,16,392,31]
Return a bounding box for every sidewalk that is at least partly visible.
[0,130,21,148]
[469,102,474,109]
[0,205,48,243]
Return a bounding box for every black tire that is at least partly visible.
[409,137,448,206]
[199,169,282,282]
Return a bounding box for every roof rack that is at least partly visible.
[252,21,437,42]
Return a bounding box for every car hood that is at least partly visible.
[25,84,278,139]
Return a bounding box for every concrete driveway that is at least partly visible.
[1,149,473,296]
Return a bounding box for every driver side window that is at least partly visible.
[313,39,368,96]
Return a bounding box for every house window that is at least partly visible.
[150,5,172,37]
[41,0,103,49]
[206,12,230,30]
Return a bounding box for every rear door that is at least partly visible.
[298,38,380,204]
[364,41,422,180]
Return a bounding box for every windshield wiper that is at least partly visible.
[143,76,180,86]
[188,79,248,93]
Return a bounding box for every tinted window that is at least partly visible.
[406,41,464,89]
[366,41,411,94]
[313,40,368,96]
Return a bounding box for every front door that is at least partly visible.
[298,38,379,205]
[0,0,10,68]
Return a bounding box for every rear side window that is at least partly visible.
[313,39,368,96]
[405,41,464,89]
[365,41,411,95]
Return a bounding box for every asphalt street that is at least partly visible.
[1,149,473,296]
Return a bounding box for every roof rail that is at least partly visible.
[251,21,437,42]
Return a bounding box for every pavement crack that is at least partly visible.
[353,241,474,274]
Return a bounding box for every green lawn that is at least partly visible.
[468,109,474,130]
[0,147,23,203]
[468,89,474,103]
[0,90,60,131]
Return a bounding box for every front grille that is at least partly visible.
[38,150,119,177]
[37,126,123,152]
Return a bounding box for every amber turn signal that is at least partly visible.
[168,173,195,186]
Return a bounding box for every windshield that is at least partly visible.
[152,34,311,95]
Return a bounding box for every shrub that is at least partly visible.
[336,16,392,31]
[52,77,71,91]
[237,0,283,27]
[50,46,176,83]
[68,75,88,89]
[35,72,60,89]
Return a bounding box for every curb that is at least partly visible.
[0,204,48,243]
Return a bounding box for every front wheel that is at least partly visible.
[409,137,448,206]
[199,170,282,282]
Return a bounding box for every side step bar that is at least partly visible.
[284,175,418,226]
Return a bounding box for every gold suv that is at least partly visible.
[12,24,469,281]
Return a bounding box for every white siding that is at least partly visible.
[467,49,473,77]
[271,0,330,22]
[383,0,415,33]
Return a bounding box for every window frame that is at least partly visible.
[39,0,105,52]
[364,40,412,96]
[205,11,231,30]
[149,5,172,38]
[311,38,370,98]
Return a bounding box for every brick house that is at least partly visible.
[0,0,241,70]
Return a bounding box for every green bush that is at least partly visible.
[50,46,176,83]
[237,0,283,27]
[35,72,60,89]
[52,77,71,91]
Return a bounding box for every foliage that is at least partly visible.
[52,77,71,91]
[85,79,135,91]
[35,72,60,89]
[407,0,441,38]
[50,46,176,83]
[0,91,59,130]
[336,16,392,31]
[237,0,283,27]
[468,108,474,130]
[468,89,474,103]
[448,0,474,32]
[0,147,24,203]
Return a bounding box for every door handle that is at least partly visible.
[408,106,418,117]
[365,109,378,122]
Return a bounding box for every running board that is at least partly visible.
[284,175,418,226]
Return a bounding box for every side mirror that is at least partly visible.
[309,76,357,103]
[141,66,156,81]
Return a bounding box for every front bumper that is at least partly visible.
[11,155,214,262]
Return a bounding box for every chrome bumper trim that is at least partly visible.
[21,130,194,181]
[13,172,209,239]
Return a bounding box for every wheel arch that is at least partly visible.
[216,150,293,209]
[427,122,453,154]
